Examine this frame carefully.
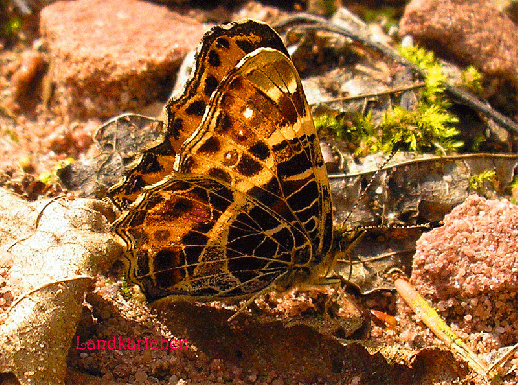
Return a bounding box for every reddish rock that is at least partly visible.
[413,195,518,298]
[40,0,206,118]
[400,0,518,87]
[412,195,518,347]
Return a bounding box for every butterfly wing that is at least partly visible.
[109,20,289,209]
[114,45,333,301]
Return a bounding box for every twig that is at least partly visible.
[314,82,426,105]
[394,275,489,377]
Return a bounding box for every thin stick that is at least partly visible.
[394,276,489,376]
[313,82,426,105]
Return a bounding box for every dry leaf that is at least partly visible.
[0,188,122,385]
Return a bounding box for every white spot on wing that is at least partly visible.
[243,107,254,119]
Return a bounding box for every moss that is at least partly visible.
[460,66,483,94]
[316,45,463,156]
[2,15,20,36]
[361,6,400,31]
[0,0,21,39]
[510,175,518,205]
[120,275,133,300]
[39,158,74,184]
[469,170,497,192]
[470,134,486,152]
[315,112,378,156]
[321,0,337,17]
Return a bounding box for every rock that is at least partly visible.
[412,195,518,299]
[412,195,518,346]
[400,0,518,88]
[40,0,206,118]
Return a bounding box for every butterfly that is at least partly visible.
[110,20,334,308]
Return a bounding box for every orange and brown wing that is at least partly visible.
[108,20,289,209]
[113,47,333,301]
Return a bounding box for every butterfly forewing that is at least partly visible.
[109,20,289,209]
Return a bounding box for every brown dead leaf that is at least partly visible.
[0,188,122,385]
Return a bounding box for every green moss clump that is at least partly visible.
[120,275,133,300]
[0,0,22,39]
[2,16,20,36]
[315,112,378,156]
[469,170,496,192]
[39,158,74,185]
[460,65,483,94]
[470,134,486,152]
[314,114,349,140]
[321,0,337,17]
[361,6,400,31]
[382,45,462,154]
[510,175,518,205]
[316,45,463,156]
